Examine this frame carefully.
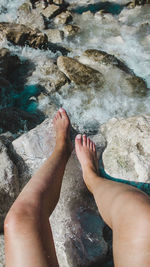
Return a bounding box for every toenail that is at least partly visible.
[76,134,81,139]
[59,108,64,112]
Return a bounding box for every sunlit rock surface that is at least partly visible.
[0,22,48,49]
[17,2,45,31]
[12,118,110,267]
[31,58,68,92]
[101,115,150,183]
[79,49,147,97]
[57,56,104,87]
[0,140,19,232]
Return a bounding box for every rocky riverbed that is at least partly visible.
[0,0,150,266]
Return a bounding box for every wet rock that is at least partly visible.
[0,22,48,49]
[79,49,147,96]
[0,48,20,79]
[45,29,64,43]
[12,118,108,267]
[0,107,43,134]
[54,11,73,25]
[57,56,104,87]
[42,4,63,19]
[53,0,64,4]
[63,24,80,37]
[17,2,45,31]
[0,139,19,232]
[101,115,150,183]
[32,60,68,92]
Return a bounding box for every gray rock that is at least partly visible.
[101,115,150,183]
[0,22,48,49]
[12,118,108,267]
[79,49,147,96]
[63,24,80,37]
[0,140,19,232]
[32,59,68,92]
[54,11,73,25]
[42,4,63,19]
[45,29,64,43]
[57,56,104,87]
[17,2,45,31]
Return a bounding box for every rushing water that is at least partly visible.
[0,0,150,135]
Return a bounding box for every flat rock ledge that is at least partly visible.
[12,118,108,267]
[101,114,150,183]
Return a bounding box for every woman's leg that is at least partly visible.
[75,134,150,267]
[4,108,72,267]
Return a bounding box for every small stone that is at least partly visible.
[54,11,72,25]
[42,4,62,19]
[45,28,64,42]
[63,24,80,36]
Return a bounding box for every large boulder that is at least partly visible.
[79,49,147,97]
[101,115,150,183]
[0,22,48,49]
[12,118,110,267]
[0,140,19,232]
[57,56,104,88]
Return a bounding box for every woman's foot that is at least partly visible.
[53,108,73,156]
[75,134,99,193]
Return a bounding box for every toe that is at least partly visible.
[83,134,87,146]
[59,108,68,118]
[87,138,90,148]
[90,140,93,151]
[93,143,96,152]
[57,110,62,119]
[75,134,82,148]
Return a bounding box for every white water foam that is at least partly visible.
[0,1,150,133]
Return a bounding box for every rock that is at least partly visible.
[57,56,104,87]
[0,48,20,79]
[32,60,68,92]
[0,22,48,49]
[12,118,108,266]
[0,139,19,232]
[17,2,45,31]
[101,115,150,183]
[0,107,44,134]
[79,49,147,96]
[63,24,80,37]
[0,235,4,266]
[53,0,64,4]
[54,11,73,25]
[42,4,63,19]
[45,29,64,43]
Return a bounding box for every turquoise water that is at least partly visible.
[71,2,124,15]
[12,85,40,114]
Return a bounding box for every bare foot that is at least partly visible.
[75,134,99,193]
[53,108,73,155]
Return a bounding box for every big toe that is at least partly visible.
[75,134,82,149]
[59,108,69,120]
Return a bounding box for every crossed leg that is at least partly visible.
[75,134,150,267]
[4,108,72,267]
